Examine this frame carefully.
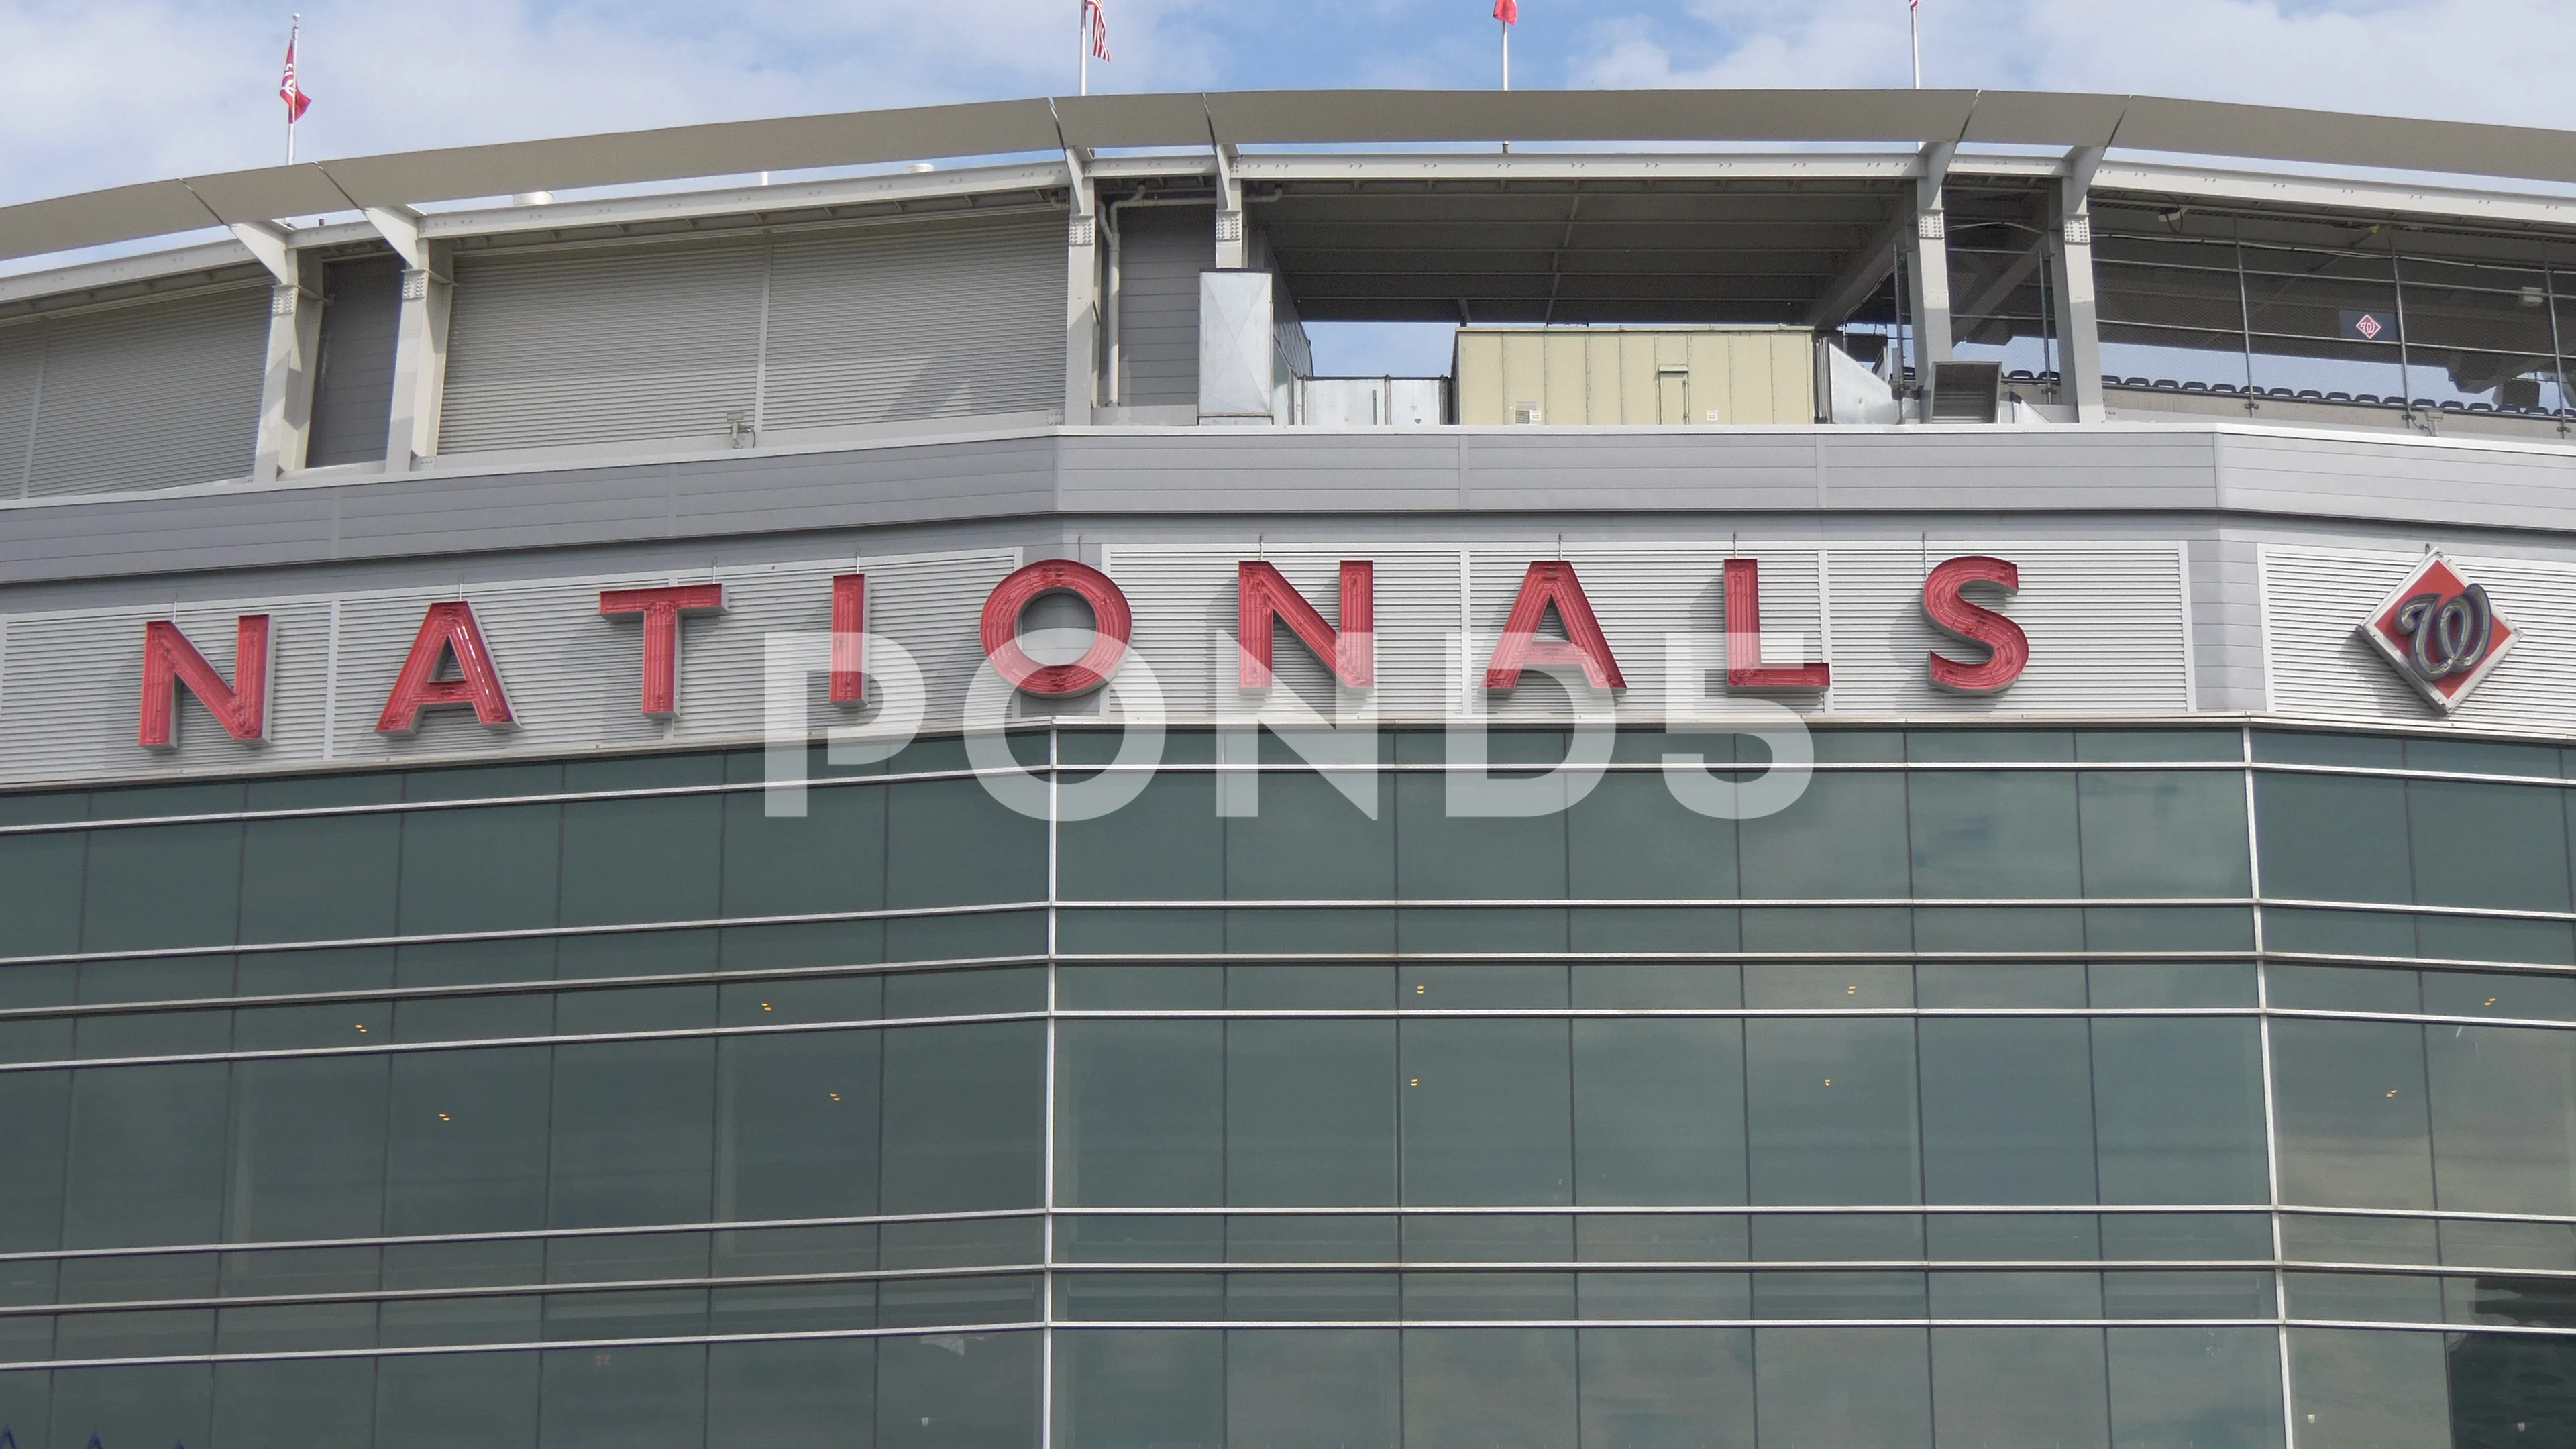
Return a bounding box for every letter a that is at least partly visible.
[1484,561,1625,691]
[376,601,517,735]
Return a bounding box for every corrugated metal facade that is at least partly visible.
[761,214,1065,434]
[303,256,406,468]
[440,213,1064,458]
[441,239,769,455]
[1114,206,1212,407]
[0,286,269,499]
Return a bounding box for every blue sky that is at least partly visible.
[1,0,2566,372]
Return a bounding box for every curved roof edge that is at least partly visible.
[8,86,2576,265]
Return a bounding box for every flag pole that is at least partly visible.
[286,14,301,164]
[1910,1,1921,88]
[1079,1,1089,96]
[1500,17,1510,91]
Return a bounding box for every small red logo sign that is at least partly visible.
[2353,314,2383,340]
[2358,554,2516,712]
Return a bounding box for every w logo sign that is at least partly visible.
[2359,553,2518,712]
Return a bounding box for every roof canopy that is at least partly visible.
[8,87,2576,266]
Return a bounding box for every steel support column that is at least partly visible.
[383,249,453,470]
[1063,147,1101,425]
[2052,145,2110,422]
[1214,143,1247,270]
[1911,140,1958,382]
[233,223,319,482]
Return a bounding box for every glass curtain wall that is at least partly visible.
[1,726,2575,1445]
[2092,203,2576,421]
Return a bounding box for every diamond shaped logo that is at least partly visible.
[2357,553,2518,712]
[2354,313,2383,340]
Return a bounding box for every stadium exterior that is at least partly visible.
[12,85,2576,1448]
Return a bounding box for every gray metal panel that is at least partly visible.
[2188,533,2269,714]
[20,286,268,498]
[181,164,364,227]
[304,256,405,468]
[2114,95,2576,187]
[0,178,219,265]
[763,214,1065,433]
[1053,93,1218,152]
[1960,91,2128,147]
[19,423,2576,593]
[2212,429,2576,529]
[1115,207,1210,407]
[442,239,767,455]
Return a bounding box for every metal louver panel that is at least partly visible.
[2263,545,2576,735]
[761,214,1064,433]
[305,256,405,467]
[441,240,767,455]
[19,286,268,498]
[1114,207,1212,407]
[0,322,37,498]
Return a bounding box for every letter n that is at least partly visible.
[138,616,272,749]
[1238,560,1374,688]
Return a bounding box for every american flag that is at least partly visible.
[279,21,313,123]
[1083,0,1110,61]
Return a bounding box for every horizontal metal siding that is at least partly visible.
[2263,545,2576,734]
[761,214,1065,433]
[18,287,268,498]
[1116,207,1210,407]
[304,256,405,468]
[441,241,766,455]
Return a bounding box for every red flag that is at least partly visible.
[278,28,313,123]
[1083,0,1110,60]
[1493,0,1518,21]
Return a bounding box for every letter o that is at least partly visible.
[979,559,1134,696]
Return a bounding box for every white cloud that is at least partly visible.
[1571,0,2576,134]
